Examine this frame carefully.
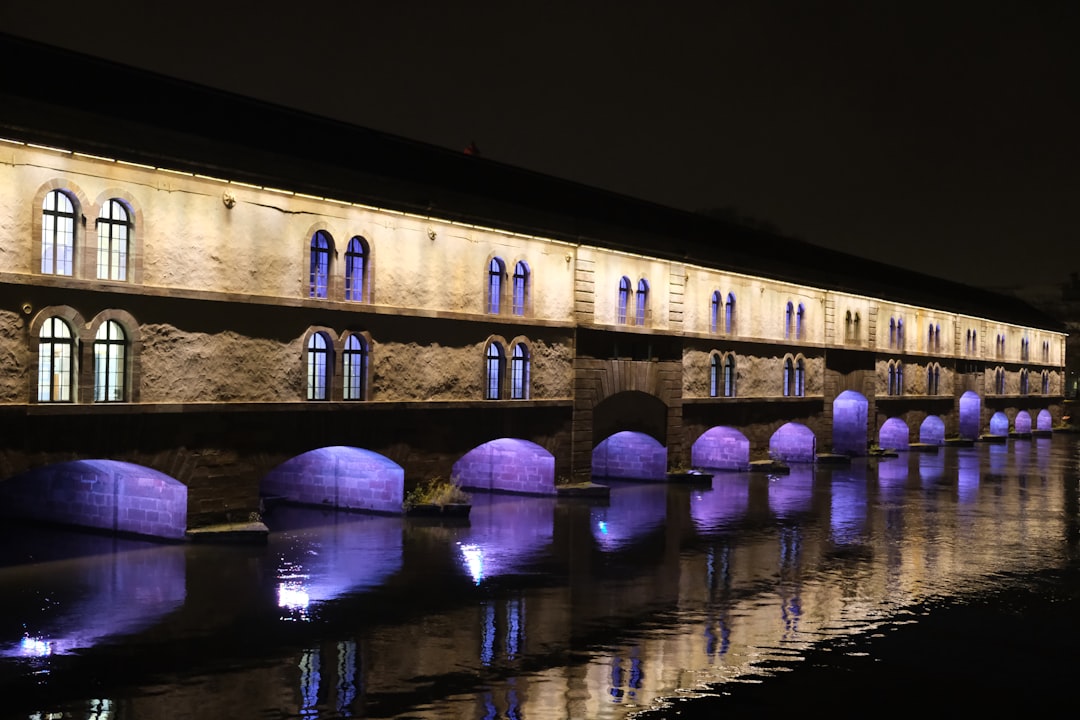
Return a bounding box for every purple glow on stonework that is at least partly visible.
[832,390,869,456]
[592,484,669,550]
[0,460,187,539]
[262,446,404,514]
[1014,410,1032,434]
[592,431,667,480]
[919,415,946,445]
[830,474,867,545]
[690,476,750,532]
[768,422,816,464]
[918,452,945,484]
[989,412,1009,436]
[453,438,556,495]
[878,417,910,451]
[1037,409,1053,432]
[0,543,186,658]
[691,427,750,471]
[452,496,556,582]
[989,442,1008,475]
[958,451,980,500]
[768,465,814,518]
[959,391,981,440]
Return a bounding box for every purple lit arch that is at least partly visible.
[1014,410,1032,434]
[959,391,981,440]
[768,422,816,464]
[593,431,667,480]
[919,415,945,445]
[878,417,910,451]
[453,438,556,495]
[691,426,750,471]
[1037,409,1053,431]
[832,390,869,456]
[989,412,1009,436]
[262,446,404,514]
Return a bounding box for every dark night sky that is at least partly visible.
[3,1,1079,289]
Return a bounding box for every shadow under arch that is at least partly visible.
[262,446,404,514]
[959,391,981,440]
[452,438,556,495]
[989,411,1009,436]
[1014,410,1032,434]
[832,390,868,456]
[0,460,187,540]
[691,426,750,471]
[593,431,667,480]
[878,417,910,451]
[769,422,817,464]
[919,415,945,445]
[592,390,668,448]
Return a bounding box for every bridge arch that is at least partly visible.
[262,446,404,514]
[592,390,668,447]
[593,431,667,480]
[919,415,945,445]
[1014,410,1032,434]
[452,438,556,495]
[832,390,868,456]
[989,412,1009,436]
[691,426,750,471]
[878,417,910,451]
[769,422,816,463]
[0,460,187,540]
[1037,409,1053,432]
[959,391,981,440]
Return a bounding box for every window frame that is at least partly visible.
[42,189,77,276]
[306,332,331,401]
[96,198,132,282]
[38,316,76,403]
[342,333,368,401]
[93,319,127,402]
[309,231,332,299]
[510,342,530,400]
[344,236,368,302]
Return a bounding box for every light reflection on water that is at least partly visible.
[0,436,1077,719]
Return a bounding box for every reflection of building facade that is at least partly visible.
[0,34,1067,534]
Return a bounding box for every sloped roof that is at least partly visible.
[0,32,1062,331]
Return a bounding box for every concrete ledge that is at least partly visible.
[186,521,269,544]
[556,482,610,499]
[816,453,852,465]
[945,438,976,447]
[749,459,790,475]
[907,443,940,454]
[979,434,1008,444]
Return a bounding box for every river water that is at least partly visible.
[2,436,1078,719]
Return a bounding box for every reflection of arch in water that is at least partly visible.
[1013,411,1032,434]
[832,390,869,456]
[989,412,1009,436]
[958,451,980,500]
[262,446,404,514]
[768,422,817,464]
[959,391,981,440]
[989,443,1008,475]
[593,431,667,480]
[691,427,750,471]
[878,417,910,451]
[877,456,910,499]
[830,476,868,545]
[455,496,556,583]
[453,438,556,495]
[592,484,669,550]
[919,416,945,445]
[768,465,814,518]
[918,452,945,483]
[1037,409,1053,432]
[0,460,187,540]
[690,476,750,532]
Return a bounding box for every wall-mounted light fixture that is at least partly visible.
[222,191,236,209]
[427,228,437,241]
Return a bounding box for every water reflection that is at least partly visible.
[0,437,1074,720]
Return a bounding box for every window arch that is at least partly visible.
[343,334,368,401]
[636,278,649,326]
[723,353,736,397]
[709,353,720,397]
[617,276,631,325]
[725,292,736,334]
[42,189,76,276]
[785,302,794,339]
[796,303,805,340]
[94,320,127,402]
[710,291,722,334]
[512,261,530,316]
[994,366,1006,395]
[487,257,506,314]
[38,317,75,402]
[510,342,530,399]
[1042,370,1050,394]
[783,355,805,397]
[1019,368,1029,395]
[1042,340,1050,363]
[485,341,506,399]
[887,360,904,396]
[783,356,793,396]
[309,231,332,299]
[889,317,896,348]
[344,236,368,302]
[306,332,331,400]
[1021,337,1030,361]
[845,311,853,342]
[896,318,904,350]
[97,199,132,281]
[927,363,940,395]
[934,323,941,351]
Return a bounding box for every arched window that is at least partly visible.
[725,293,736,334]
[306,332,331,400]
[97,199,131,281]
[344,236,368,302]
[485,341,505,399]
[343,334,367,401]
[897,318,904,350]
[1042,370,1050,394]
[42,190,76,276]
[709,353,720,397]
[636,278,649,326]
[38,317,75,402]
[927,363,940,395]
[785,302,794,339]
[889,318,896,348]
[845,311,853,342]
[928,324,935,352]
[783,356,793,397]
[888,363,897,396]
[1019,369,1029,395]
[972,330,977,354]
[309,231,332,298]
[965,329,972,354]
[796,303,805,340]
[1021,337,1029,361]
[617,277,631,325]
[487,257,506,314]
[795,356,805,397]
[934,323,941,351]
[723,353,736,397]
[853,312,861,342]
[995,367,1005,394]
[895,361,903,396]
[512,261,530,316]
[710,291,722,334]
[510,342,530,399]
[94,320,127,402]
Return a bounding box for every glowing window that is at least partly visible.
[897,318,904,350]
[709,353,720,397]
[935,323,941,351]
[309,231,331,299]
[889,318,896,348]
[995,367,1005,394]
[710,291,721,333]
[927,363,940,395]
[485,342,505,399]
[617,277,631,324]
[783,357,793,396]
[785,302,794,339]
[1019,369,1029,395]
[344,236,367,302]
[38,317,75,402]
[725,293,736,334]
[97,199,131,281]
[723,353,736,397]
[796,303,805,340]
[512,261,529,316]
[510,343,530,399]
[795,357,805,396]
[306,332,330,400]
[636,279,649,326]
[42,190,76,276]
[93,320,126,402]
[488,257,505,314]
[343,334,367,401]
